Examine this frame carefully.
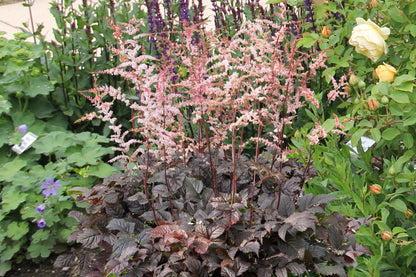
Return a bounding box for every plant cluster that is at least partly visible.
[281,0,416,275]
[0,31,116,276]
[53,10,366,276]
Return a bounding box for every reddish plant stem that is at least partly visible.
[163,148,176,221]
[200,112,218,197]
[231,127,237,204]
[143,142,158,224]
[249,118,263,227]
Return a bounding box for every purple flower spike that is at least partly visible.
[36,204,45,213]
[40,178,61,197]
[37,219,46,228]
[18,124,27,133]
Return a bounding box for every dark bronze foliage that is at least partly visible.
[55,154,371,277]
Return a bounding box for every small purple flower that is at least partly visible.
[40,178,61,197]
[37,219,46,228]
[36,204,45,213]
[18,124,27,133]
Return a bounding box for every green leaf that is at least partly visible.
[0,239,24,262]
[393,74,415,85]
[32,229,51,243]
[370,128,381,142]
[381,128,401,141]
[27,238,54,258]
[24,77,53,97]
[6,221,29,240]
[0,99,11,115]
[403,116,416,126]
[0,158,27,182]
[351,128,367,147]
[297,33,320,48]
[87,162,119,178]
[390,91,410,104]
[403,133,414,148]
[395,82,414,92]
[1,187,28,212]
[33,131,74,154]
[389,198,408,213]
[0,261,12,276]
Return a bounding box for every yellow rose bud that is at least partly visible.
[375,63,397,83]
[349,18,390,62]
[381,231,393,241]
[368,98,380,111]
[369,184,382,195]
[349,73,359,85]
[321,26,332,38]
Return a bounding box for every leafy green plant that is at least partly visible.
[0,32,117,276]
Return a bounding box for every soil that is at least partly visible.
[4,254,71,277]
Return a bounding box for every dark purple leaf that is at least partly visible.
[258,267,273,277]
[106,218,135,234]
[209,225,226,239]
[68,210,88,224]
[328,224,344,250]
[275,267,287,277]
[278,223,291,241]
[277,194,295,217]
[77,228,102,248]
[196,223,209,238]
[192,237,211,254]
[153,184,170,197]
[310,194,336,206]
[103,191,119,204]
[113,237,137,258]
[315,264,347,277]
[235,257,250,275]
[239,241,260,256]
[286,262,306,275]
[54,253,76,268]
[221,266,236,277]
[298,193,314,212]
[283,211,317,232]
[127,191,149,205]
[105,259,130,275]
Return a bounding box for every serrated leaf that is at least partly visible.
[113,237,137,257]
[76,228,102,248]
[192,237,211,254]
[283,211,317,232]
[389,198,408,213]
[239,241,260,256]
[286,262,306,275]
[1,187,27,212]
[381,128,401,141]
[153,184,170,197]
[315,264,346,277]
[277,194,295,217]
[310,194,336,206]
[390,91,410,103]
[0,159,27,182]
[106,218,135,235]
[84,162,118,178]
[210,225,225,239]
[6,221,29,240]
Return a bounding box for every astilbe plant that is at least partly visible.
[59,10,369,277]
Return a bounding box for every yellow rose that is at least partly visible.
[375,63,397,83]
[349,18,390,62]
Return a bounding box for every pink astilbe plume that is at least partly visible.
[78,13,350,214]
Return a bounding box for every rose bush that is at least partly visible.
[349,18,390,62]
